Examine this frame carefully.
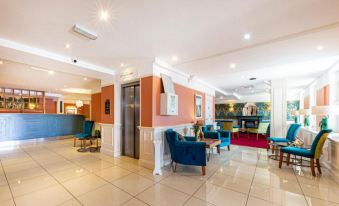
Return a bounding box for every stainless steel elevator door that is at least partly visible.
[122,84,140,159]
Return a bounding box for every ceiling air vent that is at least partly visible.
[73,24,98,40]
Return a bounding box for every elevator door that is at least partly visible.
[122,84,140,159]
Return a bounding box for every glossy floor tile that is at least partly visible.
[0,137,338,206]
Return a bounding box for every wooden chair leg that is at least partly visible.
[272,145,275,154]
[310,159,316,176]
[227,145,230,151]
[237,132,239,138]
[256,133,259,141]
[73,138,76,147]
[279,151,284,168]
[316,158,322,174]
[201,166,206,176]
[286,154,290,166]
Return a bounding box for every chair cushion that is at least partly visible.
[280,146,313,158]
[75,133,91,138]
[269,137,289,143]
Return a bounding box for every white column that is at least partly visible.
[153,138,162,175]
[113,76,121,157]
[270,79,287,137]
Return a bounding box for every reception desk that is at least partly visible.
[0,114,85,141]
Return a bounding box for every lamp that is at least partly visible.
[75,100,83,108]
[312,106,330,130]
[299,109,310,127]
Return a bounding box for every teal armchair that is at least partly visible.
[74,121,94,147]
[268,123,301,152]
[202,125,231,150]
[279,129,332,176]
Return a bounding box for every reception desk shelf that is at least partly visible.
[0,87,44,113]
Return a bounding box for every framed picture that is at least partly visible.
[195,94,203,119]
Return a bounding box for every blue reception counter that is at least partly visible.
[0,114,85,141]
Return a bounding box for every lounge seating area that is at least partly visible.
[1,1,339,206]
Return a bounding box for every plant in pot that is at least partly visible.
[94,129,101,138]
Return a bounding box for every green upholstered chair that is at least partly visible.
[221,120,239,138]
[247,122,270,140]
[279,129,332,176]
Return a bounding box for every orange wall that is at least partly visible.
[91,93,101,122]
[141,76,206,127]
[101,85,114,124]
[141,76,154,127]
[316,85,330,106]
[64,103,90,118]
[304,96,310,109]
[45,98,57,114]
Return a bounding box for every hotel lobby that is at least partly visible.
[1,1,339,206]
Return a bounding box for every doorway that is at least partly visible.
[121,82,140,159]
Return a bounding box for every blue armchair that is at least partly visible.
[268,123,301,153]
[74,121,94,147]
[202,125,231,151]
[165,129,206,175]
[279,129,332,176]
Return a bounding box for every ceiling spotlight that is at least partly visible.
[243,33,251,40]
[83,77,87,81]
[220,96,224,100]
[65,44,71,49]
[249,77,257,81]
[229,63,236,69]
[120,63,125,67]
[317,45,324,51]
[171,56,178,62]
[48,70,54,75]
[0,60,3,65]
[100,10,109,21]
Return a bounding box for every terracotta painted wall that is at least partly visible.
[141,76,205,127]
[91,93,101,122]
[140,76,154,127]
[101,85,114,124]
[316,85,330,106]
[304,96,310,109]
[45,98,57,114]
[64,103,90,118]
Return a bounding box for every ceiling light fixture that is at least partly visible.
[65,44,71,49]
[243,33,251,40]
[120,63,125,67]
[73,24,98,40]
[0,60,3,65]
[83,77,87,81]
[99,10,109,21]
[317,45,324,51]
[249,77,257,81]
[171,56,178,62]
[48,70,54,75]
[229,63,236,69]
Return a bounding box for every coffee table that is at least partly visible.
[199,138,221,161]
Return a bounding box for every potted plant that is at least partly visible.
[94,129,101,138]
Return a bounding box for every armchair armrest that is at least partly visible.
[204,131,220,139]
[184,136,197,141]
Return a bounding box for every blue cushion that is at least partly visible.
[269,137,289,143]
[75,133,91,138]
[280,146,313,158]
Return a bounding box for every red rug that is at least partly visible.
[231,132,268,149]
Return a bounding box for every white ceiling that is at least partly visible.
[0,60,101,94]
[1,0,339,97]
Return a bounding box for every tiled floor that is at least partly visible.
[0,138,338,206]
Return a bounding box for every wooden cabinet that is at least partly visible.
[0,87,44,113]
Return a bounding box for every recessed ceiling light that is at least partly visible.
[65,44,71,49]
[171,56,178,62]
[243,33,251,40]
[249,77,256,81]
[48,70,54,75]
[120,63,125,67]
[0,60,3,65]
[317,45,324,51]
[229,63,236,69]
[99,10,109,21]
[83,77,87,81]
[220,96,224,100]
